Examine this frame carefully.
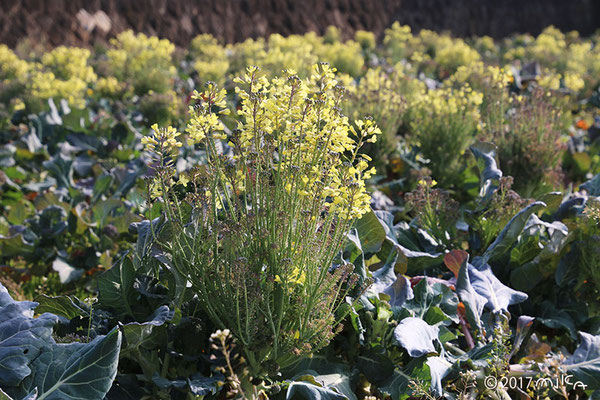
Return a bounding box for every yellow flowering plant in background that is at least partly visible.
[406,84,483,187]
[0,44,30,81]
[344,66,407,169]
[434,37,481,77]
[218,30,365,82]
[93,76,129,99]
[142,63,377,391]
[0,44,96,112]
[189,34,230,86]
[105,30,177,95]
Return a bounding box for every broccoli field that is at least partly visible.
[2,25,600,399]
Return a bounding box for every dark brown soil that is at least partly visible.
[1,0,599,48]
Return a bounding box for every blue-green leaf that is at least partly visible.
[0,287,57,387]
[470,142,502,202]
[565,332,600,389]
[20,328,121,400]
[393,317,439,357]
[456,254,485,332]
[469,262,527,314]
[481,201,546,264]
[286,381,348,400]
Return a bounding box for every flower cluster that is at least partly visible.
[222,63,378,219]
[383,22,415,63]
[186,82,229,142]
[141,123,182,156]
[0,44,96,111]
[0,44,29,80]
[41,46,96,83]
[434,37,481,76]
[106,30,176,95]
[190,34,230,85]
[28,70,89,109]
[94,76,128,99]
[383,23,480,77]
[221,31,365,80]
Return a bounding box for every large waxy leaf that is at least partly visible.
[286,357,357,400]
[480,201,546,264]
[113,163,146,198]
[34,295,88,320]
[379,360,431,400]
[155,253,189,305]
[403,280,459,325]
[0,286,57,386]
[28,206,67,238]
[470,142,502,202]
[378,369,412,400]
[581,173,600,196]
[553,195,587,221]
[152,373,223,397]
[354,209,386,254]
[538,191,564,215]
[537,301,578,340]
[364,246,399,299]
[426,356,452,396]
[120,306,173,359]
[0,144,16,168]
[52,258,83,284]
[19,327,121,400]
[395,244,444,275]
[455,254,486,332]
[42,154,73,189]
[1,283,120,400]
[344,229,369,288]
[444,250,468,278]
[97,255,137,317]
[468,261,528,314]
[22,129,43,154]
[92,199,130,229]
[0,225,35,257]
[393,317,440,357]
[91,174,114,203]
[565,332,600,389]
[129,217,165,269]
[346,212,397,306]
[510,215,570,291]
[0,388,36,400]
[133,275,170,309]
[65,132,103,152]
[187,374,223,396]
[73,154,94,176]
[356,352,395,385]
[286,381,348,400]
[382,275,414,308]
[374,211,443,274]
[349,210,406,307]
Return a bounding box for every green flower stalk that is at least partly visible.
[142,63,379,379]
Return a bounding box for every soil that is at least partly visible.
[1,0,599,48]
